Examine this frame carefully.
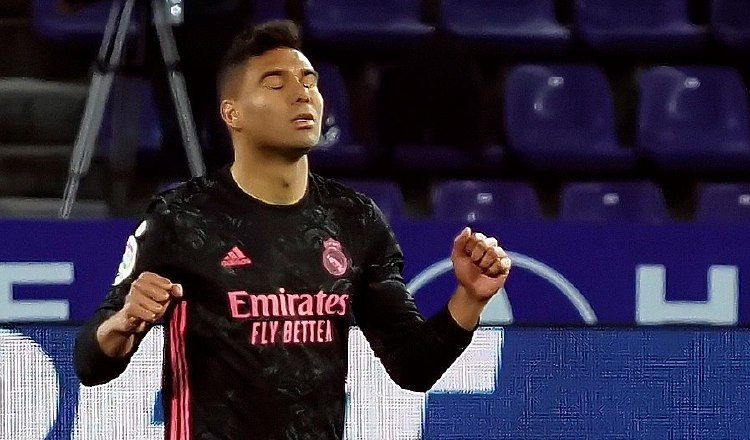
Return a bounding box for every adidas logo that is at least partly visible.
[221,246,252,268]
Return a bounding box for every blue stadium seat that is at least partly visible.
[439,0,570,51]
[574,0,705,52]
[253,0,286,22]
[637,66,750,171]
[696,183,750,222]
[308,63,368,169]
[559,181,670,223]
[711,0,750,51]
[303,0,433,44]
[432,180,543,222]
[33,0,140,42]
[338,180,404,221]
[503,64,634,171]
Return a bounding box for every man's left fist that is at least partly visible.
[451,227,511,301]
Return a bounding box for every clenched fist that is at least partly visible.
[116,272,183,334]
[451,227,511,302]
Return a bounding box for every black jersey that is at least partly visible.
[74,167,475,440]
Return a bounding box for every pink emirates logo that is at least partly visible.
[227,289,350,345]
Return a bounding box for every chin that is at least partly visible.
[276,143,314,161]
[292,134,321,151]
[267,133,320,156]
[294,145,314,155]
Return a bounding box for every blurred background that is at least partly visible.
[2,1,750,439]
[0,0,747,220]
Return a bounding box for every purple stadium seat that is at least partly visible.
[711,0,750,51]
[503,64,635,171]
[574,0,706,52]
[303,0,433,44]
[253,0,286,22]
[696,183,750,222]
[440,0,570,51]
[33,0,140,42]
[308,64,368,169]
[432,180,543,222]
[559,181,670,223]
[637,66,750,171]
[339,180,404,221]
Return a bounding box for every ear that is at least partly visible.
[220,100,240,130]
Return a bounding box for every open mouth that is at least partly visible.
[291,113,315,129]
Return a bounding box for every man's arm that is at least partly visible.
[75,309,135,386]
[74,198,182,386]
[353,203,511,392]
[447,227,512,329]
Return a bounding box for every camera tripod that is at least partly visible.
[59,0,205,219]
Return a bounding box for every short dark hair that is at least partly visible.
[217,20,302,98]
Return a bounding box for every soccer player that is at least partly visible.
[74,20,512,440]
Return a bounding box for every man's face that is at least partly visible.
[228,48,324,154]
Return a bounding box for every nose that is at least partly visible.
[293,78,311,104]
[295,92,311,104]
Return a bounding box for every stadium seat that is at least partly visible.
[574,0,706,52]
[637,66,750,171]
[695,183,750,222]
[503,64,634,172]
[33,0,140,43]
[559,181,669,222]
[0,78,86,145]
[439,0,570,51]
[308,64,368,169]
[338,180,404,221]
[432,180,543,222]
[711,0,750,51]
[302,0,433,45]
[253,0,286,22]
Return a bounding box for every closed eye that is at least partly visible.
[262,75,284,90]
[302,72,318,89]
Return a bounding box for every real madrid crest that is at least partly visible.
[322,237,348,277]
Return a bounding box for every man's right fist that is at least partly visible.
[117,272,183,334]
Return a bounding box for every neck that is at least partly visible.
[230,141,309,206]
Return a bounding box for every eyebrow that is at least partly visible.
[259,68,319,82]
